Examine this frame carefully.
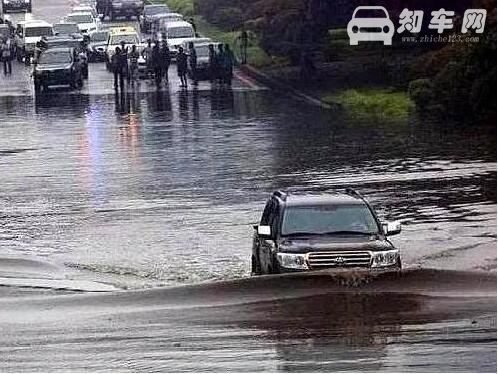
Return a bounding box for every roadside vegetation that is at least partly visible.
[322,89,415,119]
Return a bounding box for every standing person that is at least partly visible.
[223,44,235,86]
[176,46,188,87]
[216,43,226,84]
[128,44,139,84]
[187,42,197,86]
[208,44,218,83]
[119,40,129,82]
[188,17,198,37]
[1,37,12,75]
[160,41,171,83]
[151,42,162,86]
[142,39,153,79]
[112,46,123,90]
[237,28,249,64]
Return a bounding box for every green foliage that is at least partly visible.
[323,89,416,119]
[211,7,244,30]
[158,0,194,17]
[408,4,496,120]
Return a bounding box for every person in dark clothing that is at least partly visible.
[237,29,249,64]
[1,37,13,75]
[112,46,124,90]
[151,42,162,86]
[160,41,171,83]
[223,44,235,86]
[208,44,218,83]
[177,47,188,87]
[216,43,226,84]
[128,44,139,84]
[119,40,129,82]
[142,39,153,79]
[187,42,197,85]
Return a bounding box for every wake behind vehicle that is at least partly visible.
[33,47,83,92]
[1,0,32,13]
[252,189,402,275]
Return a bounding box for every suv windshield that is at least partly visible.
[145,6,169,15]
[110,34,139,45]
[54,24,79,35]
[167,26,194,39]
[39,50,72,64]
[67,14,94,24]
[281,204,379,236]
[25,26,53,38]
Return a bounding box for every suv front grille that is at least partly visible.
[307,251,372,269]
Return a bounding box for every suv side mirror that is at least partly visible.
[257,225,271,238]
[382,221,401,236]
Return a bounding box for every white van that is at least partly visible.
[161,20,195,58]
[15,20,53,61]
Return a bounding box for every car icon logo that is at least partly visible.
[347,6,394,46]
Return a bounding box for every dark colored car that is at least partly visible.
[252,189,402,275]
[2,0,32,13]
[86,29,108,62]
[33,47,83,92]
[139,4,170,32]
[44,36,88,78]
[108,0,144,21]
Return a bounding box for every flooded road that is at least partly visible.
[0,86,495,288]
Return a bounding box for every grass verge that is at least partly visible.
[322,88,416,119]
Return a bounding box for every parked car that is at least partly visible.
[160,20,195,59]
[86,28,108,62]
[33,47,83,92]
[105,26,141,70]
[72,5,99,19]
[186,41,219,80]
[108,0,144,21]
[1,0,32,13]
[43,36,88,78]
[139,4,170,32]
[65,12,100,34]
[15,19,53,63]
[53,22,83,41]
[251,189,402,275]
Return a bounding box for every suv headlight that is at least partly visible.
[277,253,308,270]
[371,250,399,268]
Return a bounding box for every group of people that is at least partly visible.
[110,38,237,90]
[207,43,236,86]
